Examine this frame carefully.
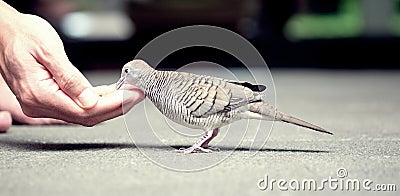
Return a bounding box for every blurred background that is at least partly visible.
[6,0,400,70]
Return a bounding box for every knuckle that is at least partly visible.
[15,87,50,118]
[25,14,55,33]
[19,104,38,118]
[18,93,37,109]
[58,73,80,92]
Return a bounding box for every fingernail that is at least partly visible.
[77,88,98,109]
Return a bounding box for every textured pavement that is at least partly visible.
[0,69,399,196]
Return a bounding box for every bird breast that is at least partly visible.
[141,71,238,130]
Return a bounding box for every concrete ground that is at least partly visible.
[0,69,398,196]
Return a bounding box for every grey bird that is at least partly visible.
[116,59,332,153]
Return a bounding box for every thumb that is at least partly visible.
[44,56,98,109]
[56,62,98,109]
[31,24,98,109]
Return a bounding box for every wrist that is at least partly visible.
[0,1,22,44]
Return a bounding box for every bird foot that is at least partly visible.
[175,146,218,154]
[202,146,220,152]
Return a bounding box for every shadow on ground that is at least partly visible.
[0,140,330,153]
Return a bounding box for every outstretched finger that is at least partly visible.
[0,111,12,132]
[82,89,145,126]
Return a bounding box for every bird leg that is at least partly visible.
[199,128,219,149]
[176,128,219,153]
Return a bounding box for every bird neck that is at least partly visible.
[138,68,159,90]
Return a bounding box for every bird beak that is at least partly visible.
[115,76,126,90]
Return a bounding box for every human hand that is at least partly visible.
[0,3,144,127]
[0,74,65,132]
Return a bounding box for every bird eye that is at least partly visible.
[124,68,129,73]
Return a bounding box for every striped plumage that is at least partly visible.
[117,59,332,153]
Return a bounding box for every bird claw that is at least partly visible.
[175,146,217,154]
[205,146,220,151]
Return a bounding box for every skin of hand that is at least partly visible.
[0,1,144,128]
[0,75,65,131]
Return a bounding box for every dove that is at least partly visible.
[116,59,332,153]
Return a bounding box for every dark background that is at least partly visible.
[6,0,400,70]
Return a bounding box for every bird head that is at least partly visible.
[116,59,153,90]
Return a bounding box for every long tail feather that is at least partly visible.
[248,102,333,135]
[275,111,333,135]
